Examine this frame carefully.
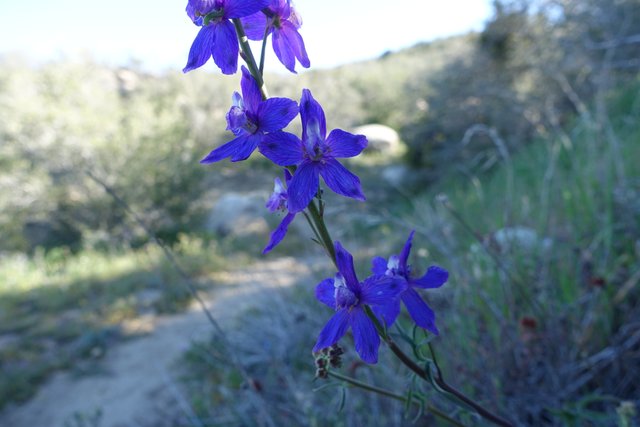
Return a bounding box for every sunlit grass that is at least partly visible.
[0,235,225,408]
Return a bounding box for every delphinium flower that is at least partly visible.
[314,242,405,363]
[241,0,310,73]
[183,0,270,74]
[263,169,297,253]
[201,66,298,163]
[259,89,367,212]
[372,231,448,334]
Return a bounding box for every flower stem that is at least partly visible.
[232,18,268,100]
[259,24,271,75]
[235,13,512,427]
[306,199,337,268]
[327,371,465,427]
[363,308,514,427]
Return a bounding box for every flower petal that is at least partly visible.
[274,0,291,19]
[411,266,449,289]
[223,0,270,19]
[284,168,293,184]
[360,275,405,306]
[200,134,249,163]
[286,161,319,212]
[272,28,296,73]
[265,177,286,212]
[315,277,336,309]
[272,22,309,73]
[186,3,199,22]
[399,230,415,270]
[241,11,269,40]
[325,129,367,158]
[257,97,298,132]
[230,133,262,161]
[402,288,439,335]
[211,20,238,74]
[319,158,365,201]
[371,256,388,275]
[334,241,360,293]
[259,131,303,166]
[283,21,310,68]
[188,0,217,15]
[263,212,296,254]
[183,25,215,73]
[226,104,248,134]
[313,309,350,352]
[300,89,326,142]
[372,300,401,328]
[350,308,380,364]
[240,65,262,113]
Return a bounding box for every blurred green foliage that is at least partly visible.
[0,59,240,252]
[0,235,223,408]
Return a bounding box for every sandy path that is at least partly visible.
[0,257,312,427]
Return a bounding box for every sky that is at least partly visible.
[0,0,493,73]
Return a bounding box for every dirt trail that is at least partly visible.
[0,257,312,427]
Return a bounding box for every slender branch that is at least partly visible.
[327,371,465,427]
[259,24,271,75]
[389,338,513,427]
[232,18,268,100]
[302,210,325,248]
[361,307,513,427]
[306,198,337,268]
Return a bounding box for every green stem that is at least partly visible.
[232,18,268,100]
[363,309,514,427]
[327,371,464,427]
[306,198,337,267]
[259,24,271,75]
[302,211,324,249]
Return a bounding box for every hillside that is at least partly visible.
[1,0,639,424]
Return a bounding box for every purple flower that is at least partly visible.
[259,89,367,212]
[183,0,270,74]
[314,242,405,363]
[372,231,448,334]
[241,0,310,73]
[263,169,297,253]
[201,66,298,163]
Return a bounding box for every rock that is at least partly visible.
[381,165,410,187]
[352,124,404,156]
[492,227,552,254]
[206,192,269,237]
[472,226,553,255]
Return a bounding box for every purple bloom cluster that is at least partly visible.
[261,89,367,212]
[314,242,405,363]
[242,0,310,73]
[313,234,448,363]
[183,0,309,75]
[184,0,270,74]
[180,0,449,366]
[201,66,298,163]
[371,231,448,335]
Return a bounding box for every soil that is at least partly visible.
[0,257,312,427]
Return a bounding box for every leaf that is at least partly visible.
[337,386,347,413]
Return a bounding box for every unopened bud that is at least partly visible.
[315,367,328,379]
